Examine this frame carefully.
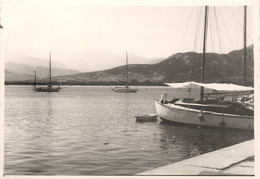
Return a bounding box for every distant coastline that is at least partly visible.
[4,81,166,86]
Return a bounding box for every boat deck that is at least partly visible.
[169,99,254,117]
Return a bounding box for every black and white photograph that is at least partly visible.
[0,0,258,177]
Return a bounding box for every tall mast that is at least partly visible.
[126,51,129,87]
[200,6,209,101]
[34,71,36,88]
[49,52,52,87]
[243,6,247,86]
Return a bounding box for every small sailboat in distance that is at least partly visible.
[33,52,61,92]
[110,51,138,93]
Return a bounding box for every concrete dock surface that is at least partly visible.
[138,139,254,176]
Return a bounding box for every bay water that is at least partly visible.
[4,86,254,175]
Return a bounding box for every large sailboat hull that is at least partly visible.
[155,100,253,130]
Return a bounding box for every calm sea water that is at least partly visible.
[4,86,254,175]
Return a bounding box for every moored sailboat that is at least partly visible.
[33,52,61,92]
[110,51,138,93]
[155,6,254,130]
[155,81,254,130]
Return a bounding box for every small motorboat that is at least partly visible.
[135,114,158,122]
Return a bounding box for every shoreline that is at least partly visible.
[4,84,169,88]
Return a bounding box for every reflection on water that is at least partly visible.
[4,86,254,175]
[158,122,253,158]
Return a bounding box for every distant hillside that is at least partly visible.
[5,49,164,73]
[5,49,68,69]
[48,45,254,86]
[64,49,164,72]
[5,62,80,81]
[35,66,80,78]
[5,70,34,82]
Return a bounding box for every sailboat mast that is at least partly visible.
[49,52,52,87]
[34,70,36,88]
[200,6,209,101]
[126,51,129,87]
[243,6,247,86]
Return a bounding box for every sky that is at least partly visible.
[1,0,255,63]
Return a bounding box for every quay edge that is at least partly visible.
[137,139,254,176]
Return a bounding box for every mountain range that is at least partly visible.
[5,45,254,85]
[63,49,164,72]
[50,45,254,85]
[5,49,163,81]
[5,49,68,69]
[5,62,80,81]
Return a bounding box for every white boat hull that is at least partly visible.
[155,100,253,130]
